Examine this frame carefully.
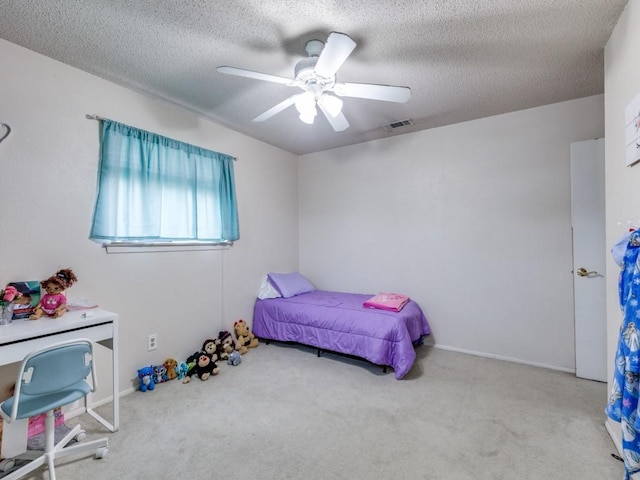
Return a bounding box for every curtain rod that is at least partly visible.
[85,114,237,160]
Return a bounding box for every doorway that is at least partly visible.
[570,138,606,382]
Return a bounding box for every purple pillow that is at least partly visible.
[267,272,315,298]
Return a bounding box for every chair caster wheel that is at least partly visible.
[95,447,108,459]
[75,430,87,442]
[0,458,16,472]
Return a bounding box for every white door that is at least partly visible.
[570,138,606,382]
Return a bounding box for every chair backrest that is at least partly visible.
[18,339,95,397]
[1,338,97,423]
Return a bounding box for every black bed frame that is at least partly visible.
[262,338,389,374]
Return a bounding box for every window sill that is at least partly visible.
[102,242,232,254]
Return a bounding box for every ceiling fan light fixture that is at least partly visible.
[318,94,343,117]
[295,92,316,115]
[299,111,316,124]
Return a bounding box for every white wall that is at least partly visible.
[0,39,299,400]
[604,0,640,450]
[299,95,604,371]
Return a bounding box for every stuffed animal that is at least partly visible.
[153,364,168,384]
[30,268,78,320]
[182,351,220,383]
[163,358,178,380]
[233,319,259,354]
[176,361,189,380]
[202,337,229,365]
[217,330,238,360]
[138,366,155,392]
[202,339,217,358]
[215,340,228,362]
[228,350,242,366]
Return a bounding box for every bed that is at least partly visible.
[252,273,430,379]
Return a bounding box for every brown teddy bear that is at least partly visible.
[163,358,178,380]
[233,319,259,354]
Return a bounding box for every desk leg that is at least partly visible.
[112,320,119,431]
[87,323,119,432]
[1,418,28,458]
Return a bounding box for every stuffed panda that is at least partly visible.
[182,350,220,383]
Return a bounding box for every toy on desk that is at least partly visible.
[29,268,78,320]
[1,285,21,304]
[137,366,155,392]
[0,285,22,323]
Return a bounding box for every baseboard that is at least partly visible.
[605,417,623,456]
[430,343,575,374]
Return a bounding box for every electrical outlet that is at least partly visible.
[147,333,158,351]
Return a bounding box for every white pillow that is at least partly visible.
[257,275,282,299]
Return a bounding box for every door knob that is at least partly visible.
[577,267,599,277]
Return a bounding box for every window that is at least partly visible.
[90,120,239,246]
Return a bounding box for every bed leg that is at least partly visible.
[317,348,321,357]
[382,366,387,374]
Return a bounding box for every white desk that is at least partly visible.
[0,309,119,432]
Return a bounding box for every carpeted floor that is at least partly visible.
[3,342,624,479]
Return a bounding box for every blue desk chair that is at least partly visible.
[0,338,109,479]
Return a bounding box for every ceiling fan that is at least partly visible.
[217,32,411,132]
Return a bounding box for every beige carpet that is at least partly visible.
[7,342,624,479]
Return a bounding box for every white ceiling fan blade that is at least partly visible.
[318,102,349,132]
[253,96,297,122]
[334,82,411,103]
[314,32,357,78]
[217,66,297,86]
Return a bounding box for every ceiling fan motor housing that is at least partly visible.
[304,39,325,57]
[294,57,319,80]
[294,57,335,94]
[295,38,336,91]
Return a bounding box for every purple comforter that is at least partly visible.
[252,290,430,379]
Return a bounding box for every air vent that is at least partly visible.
[382,119,413,131]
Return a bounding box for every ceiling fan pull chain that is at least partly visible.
[0,123,11,144]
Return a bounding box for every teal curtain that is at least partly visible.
[90,120,239,242]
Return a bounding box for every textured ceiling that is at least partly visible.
[0,0,628,155]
